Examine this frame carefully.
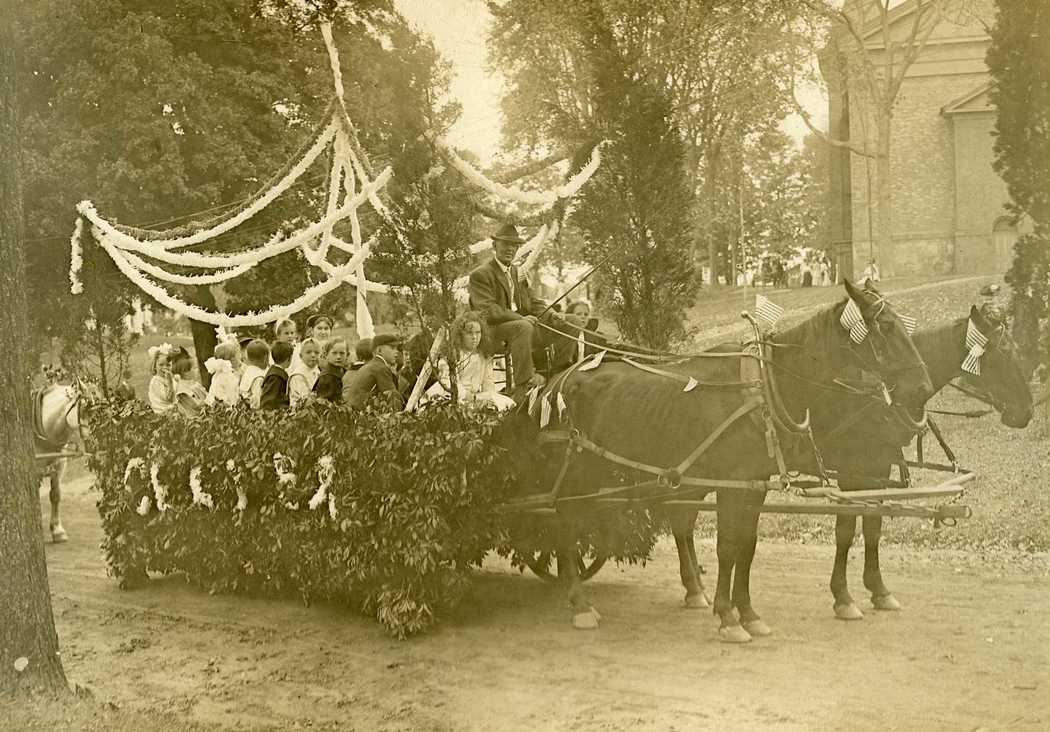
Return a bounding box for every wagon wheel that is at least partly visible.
[524,549,609,582]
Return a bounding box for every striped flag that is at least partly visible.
[840,298,869,344]
[898,313,917,336]
[961,319,988,375]
[755,294,784,328]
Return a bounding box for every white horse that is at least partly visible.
[33,381,95,542]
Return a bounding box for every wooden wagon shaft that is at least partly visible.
[666,500,973,520]
[34,447,84,459]
[508,500,972,520]
[802,484,965,501]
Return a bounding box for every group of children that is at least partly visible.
[147,307,550,419]
[147,314,375,417]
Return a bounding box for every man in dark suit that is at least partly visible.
[259,341,294,411]
[342,333,405,411]
[468,223,551,390]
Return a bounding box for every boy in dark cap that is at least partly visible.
[342,333,405,411]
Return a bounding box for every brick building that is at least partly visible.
[824,0,1018,279]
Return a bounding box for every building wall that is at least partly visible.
[848,72,988,277]
[826,0,1012,279]
[952,111,1014,273]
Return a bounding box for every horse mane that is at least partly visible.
[910,317,966,391]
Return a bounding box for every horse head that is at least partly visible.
[66,375,105,448]
[965,304,1032,428]
[840,279,933,410]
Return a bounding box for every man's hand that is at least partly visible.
[524,315,539,325]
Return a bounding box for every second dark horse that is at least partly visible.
[500,281,933,641]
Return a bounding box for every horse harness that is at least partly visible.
[509,339,830,509]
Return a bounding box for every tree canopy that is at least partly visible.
[988,0,1050,370]
[18,0,472,382]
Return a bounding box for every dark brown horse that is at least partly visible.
[500,281,933,640]
[811,302,1033,620]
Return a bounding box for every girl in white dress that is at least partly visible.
[147,343,177,414]
[205,341,241,406]
[428,311,515,412]
[287,337,321,407]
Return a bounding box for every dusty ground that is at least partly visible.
[16,475,1049,732]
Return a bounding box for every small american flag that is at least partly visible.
[755,294,784,327]
[961,319,988,375]
[898,313,917,336]
[840,298,869,344]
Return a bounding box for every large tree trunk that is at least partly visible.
[0,4,69,694]
[873,112,893,274]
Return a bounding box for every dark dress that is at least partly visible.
[313,364,346,403]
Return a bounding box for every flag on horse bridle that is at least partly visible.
[961,319,988,375]
[898,313,917,336]
[840,298,868,344]
[755,294,784,328]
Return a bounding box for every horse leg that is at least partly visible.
[862,515,900,611]
[558,519,599,630]
[48,461,68,543]
[714,498,751,643]
[831,515,862,619]
[732,503,770,636]
[670,509,709,609]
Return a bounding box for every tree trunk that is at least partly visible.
[704,149,722,286]
[873,112,893,274]
[186,285,218,387]
[0,5,69,694]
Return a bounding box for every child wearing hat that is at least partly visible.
[342,333,405,411]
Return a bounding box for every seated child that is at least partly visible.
[147,343,177,414]
[239,339,270,409]
[171,347,208,418]
[260,341,294,411]
[348,338,372,372]
[287,337,321,408]
[427,311,515,412]
[205,341,241,407]
[313,338,349,402]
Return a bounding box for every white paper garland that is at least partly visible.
[69,215,84,294]
[439,139,603,207]
[88,122,337,251]
[117,247,257,285]
[97,234,372,327]
[83,167,390,269]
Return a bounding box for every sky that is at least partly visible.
[394,0,828,163]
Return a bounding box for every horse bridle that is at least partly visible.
[65,374,95,449]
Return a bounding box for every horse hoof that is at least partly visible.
[50,525,68,543]
[684,593,710,609]
[572,611,599,630]
[718,625,752,644]
[589,606,602,623]
[743,619,772,637]
[872,593,901,611]
[834,603,864,621]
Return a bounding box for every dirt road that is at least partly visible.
[37,477,1049,731]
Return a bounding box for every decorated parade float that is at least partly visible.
[62,19,1033,641]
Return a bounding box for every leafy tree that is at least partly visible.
[0,0,67,693]
[491,0,809,286]
[490,0,698,348]
[988,0,1050,372]
[17,0,427,385]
